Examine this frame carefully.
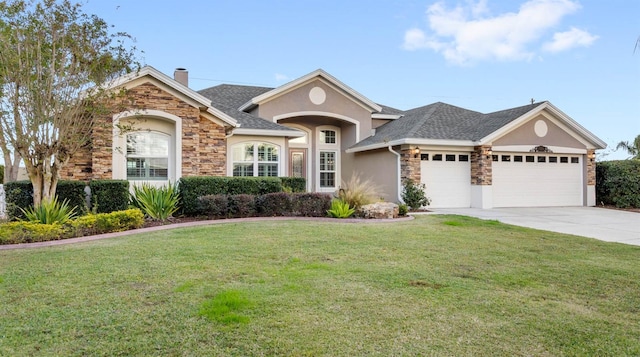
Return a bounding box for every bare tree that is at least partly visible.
[0,0,138,204]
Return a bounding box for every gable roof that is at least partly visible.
[106,66,239,127]
[237,69,383,113]
[348,101,606,152]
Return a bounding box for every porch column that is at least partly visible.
[586,149,596,206]
[470,145,493,208]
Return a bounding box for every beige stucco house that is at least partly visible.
[62,66,606,208]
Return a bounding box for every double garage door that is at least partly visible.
[492,152,583,207]
[420,151,583,208]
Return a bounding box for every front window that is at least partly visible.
[126,132,169,180]
[320,130,336,144]
[232,142,279,177]
[319,151,336,187]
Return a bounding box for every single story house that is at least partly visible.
[62,66,606,208]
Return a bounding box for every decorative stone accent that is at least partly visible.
[61,82,228,181]
[400,147,421,183]
[358,202,399,219]
[471,145,492,185]
[586,149,596,186]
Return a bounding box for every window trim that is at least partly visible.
[316,125,340,192]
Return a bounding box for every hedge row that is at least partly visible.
[4,176,308,219]
[3,179,130,220]
[197,192,332,218]
[179,177,284,215]
[596,160,640,208]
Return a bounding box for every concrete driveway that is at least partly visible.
[431,207,640,246]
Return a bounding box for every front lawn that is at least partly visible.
[1,215,638,356]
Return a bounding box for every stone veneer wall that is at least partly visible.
[60,144,93,181]
[196,115,227,176]
[586,149,596,186]
[400,147,421,183]
[60,82,227,181]
[471,145,492,185]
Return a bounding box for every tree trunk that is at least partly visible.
[2,151,21,183]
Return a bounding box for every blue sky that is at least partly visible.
[81,0,638,160]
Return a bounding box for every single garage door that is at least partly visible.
[492,153,583,207]
[421,152,471,208]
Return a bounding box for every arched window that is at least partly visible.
[232,142,280,177]
[126,132,169,180]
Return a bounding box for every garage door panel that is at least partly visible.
[493,154,582,207]
[421,154,471,208]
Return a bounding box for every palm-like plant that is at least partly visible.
[20,197,77,224]
[615,134,640,160]
[130,182,180,221]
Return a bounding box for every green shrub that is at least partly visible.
[292,193,332,217]
[197,194,229,218]
[56,180,88,214]
[228,194,256,218]
[89,180,130,213]
[256,192,293,216]
[402,180,431,210]
[5,180,89,220]
[596,160,640,208]
[0,164,4,183]
[21,197,77,224]
[4,180,33,220]
[398,203,409,216]
[0,221,67,245]
[179,177,282,216]
[327,199,355,218]
[131,183,180,221]
[281,177,306,193]
[338,173,383,210]
[69,209,144,237]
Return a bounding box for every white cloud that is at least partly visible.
[275,73,290,82]
[543,27,599,52]
[403,0,596,65]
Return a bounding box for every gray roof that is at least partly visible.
[353,101,545,148]
[377,104,404,116]
[198,84,272,109]
[199,84,295,132]
[198,83,546,144]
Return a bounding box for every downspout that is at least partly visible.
[388,146,404,203]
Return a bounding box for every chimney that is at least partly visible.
[174,68,188,87]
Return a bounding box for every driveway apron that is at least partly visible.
[430,207,640,246]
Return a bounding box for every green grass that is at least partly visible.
[0,215,639,356]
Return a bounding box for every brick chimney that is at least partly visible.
[174,68,188,87]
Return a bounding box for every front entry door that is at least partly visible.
[289,149,306,180]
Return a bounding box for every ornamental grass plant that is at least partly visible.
[130,182,180,221]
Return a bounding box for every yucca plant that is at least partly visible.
[20,197,77,225]
[326,199,355,218]
[338,172,383,210]
[130,182,180,221]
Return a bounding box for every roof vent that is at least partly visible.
[174,68,188,87]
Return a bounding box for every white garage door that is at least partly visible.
[420,152,471,208]
[493,153,583,207]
